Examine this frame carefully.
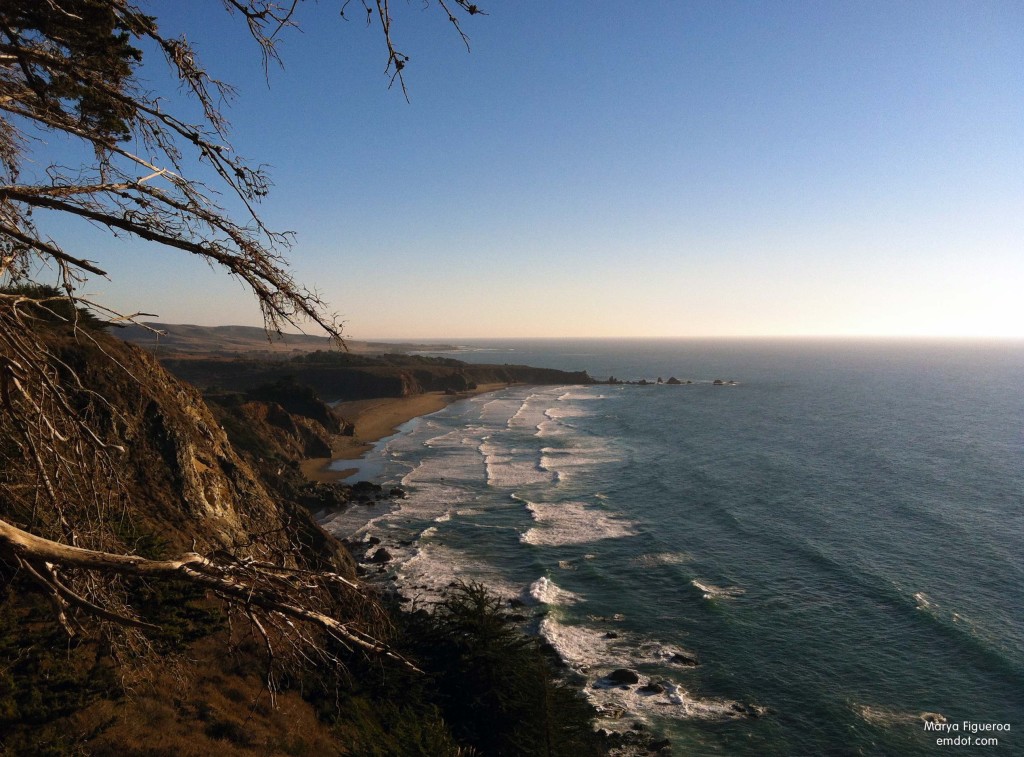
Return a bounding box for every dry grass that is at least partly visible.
[63,633,346,757]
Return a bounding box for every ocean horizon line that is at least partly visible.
[359,334,1024,344]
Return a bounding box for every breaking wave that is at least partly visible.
[520,501,639,546]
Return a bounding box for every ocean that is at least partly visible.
[319,338,1024,755]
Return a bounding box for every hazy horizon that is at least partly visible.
[143,322,1024,345]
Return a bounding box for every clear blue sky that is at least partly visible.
[64,1,1024,338]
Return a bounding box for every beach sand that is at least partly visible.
[300,383,508,483]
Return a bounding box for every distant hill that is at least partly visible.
[116,322,457,356]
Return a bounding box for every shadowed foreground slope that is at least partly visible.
[0,327,603,756]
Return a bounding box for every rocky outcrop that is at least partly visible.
[8,332,355,577]
[238,400,333,458]
[606,669,641,685]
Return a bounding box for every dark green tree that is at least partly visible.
[407,583,603,756]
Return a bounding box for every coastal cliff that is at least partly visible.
[0,327,603,755]
[158,354,593,400]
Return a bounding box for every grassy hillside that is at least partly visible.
[117,322,457,357]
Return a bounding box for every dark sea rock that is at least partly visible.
[296,480,351,510]
[731,702,768,718]
[648,737,672,752]
[639,682,665,694]
[351,480,383,503]
[368,547,393,563]
[606,668,640,684]
[670,652,699,666]
[666,377,682,385]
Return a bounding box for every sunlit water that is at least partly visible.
[320,339,1024,755]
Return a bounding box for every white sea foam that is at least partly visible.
[539,616,616,672]
[535,419,565,438]
[320,500,396,540]
[479,396,532,424]
[394,542,521,607]
[398,485,466,519]
[556,391,606,401]
[913,591,934,611]
[633,552,692,567]
[525,576,580,605]
[854,704,948,728]
[536,436,620,483]
[691,579,746,599]
[392,428,487,520]
[520,501,638,546]
[544,405,590,420]
[508,394,554,431]
[479,439,553,488]
[539,617,753,726]
[422,425,483,449]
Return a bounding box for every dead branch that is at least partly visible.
[0,516,419,670]
[0,0,483,685]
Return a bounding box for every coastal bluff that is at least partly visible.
[160,352,593,400]
[117,323,593,402]
[1,323,607,755]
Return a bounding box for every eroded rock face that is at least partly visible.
[28,334,352,576]
[85,342,273,547]
[239,400,334,459]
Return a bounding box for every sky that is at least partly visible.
[39,1,1024,339]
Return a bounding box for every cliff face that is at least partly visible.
[0,330,364,753]
[157,355,593,401]
[44,336,336,558]
[239,400,334,458]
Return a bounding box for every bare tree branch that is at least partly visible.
[0,0,483,683]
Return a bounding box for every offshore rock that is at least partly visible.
[669,651,699,666]
[606,669,641,685]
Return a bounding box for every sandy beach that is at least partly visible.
[300,383,508,483]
